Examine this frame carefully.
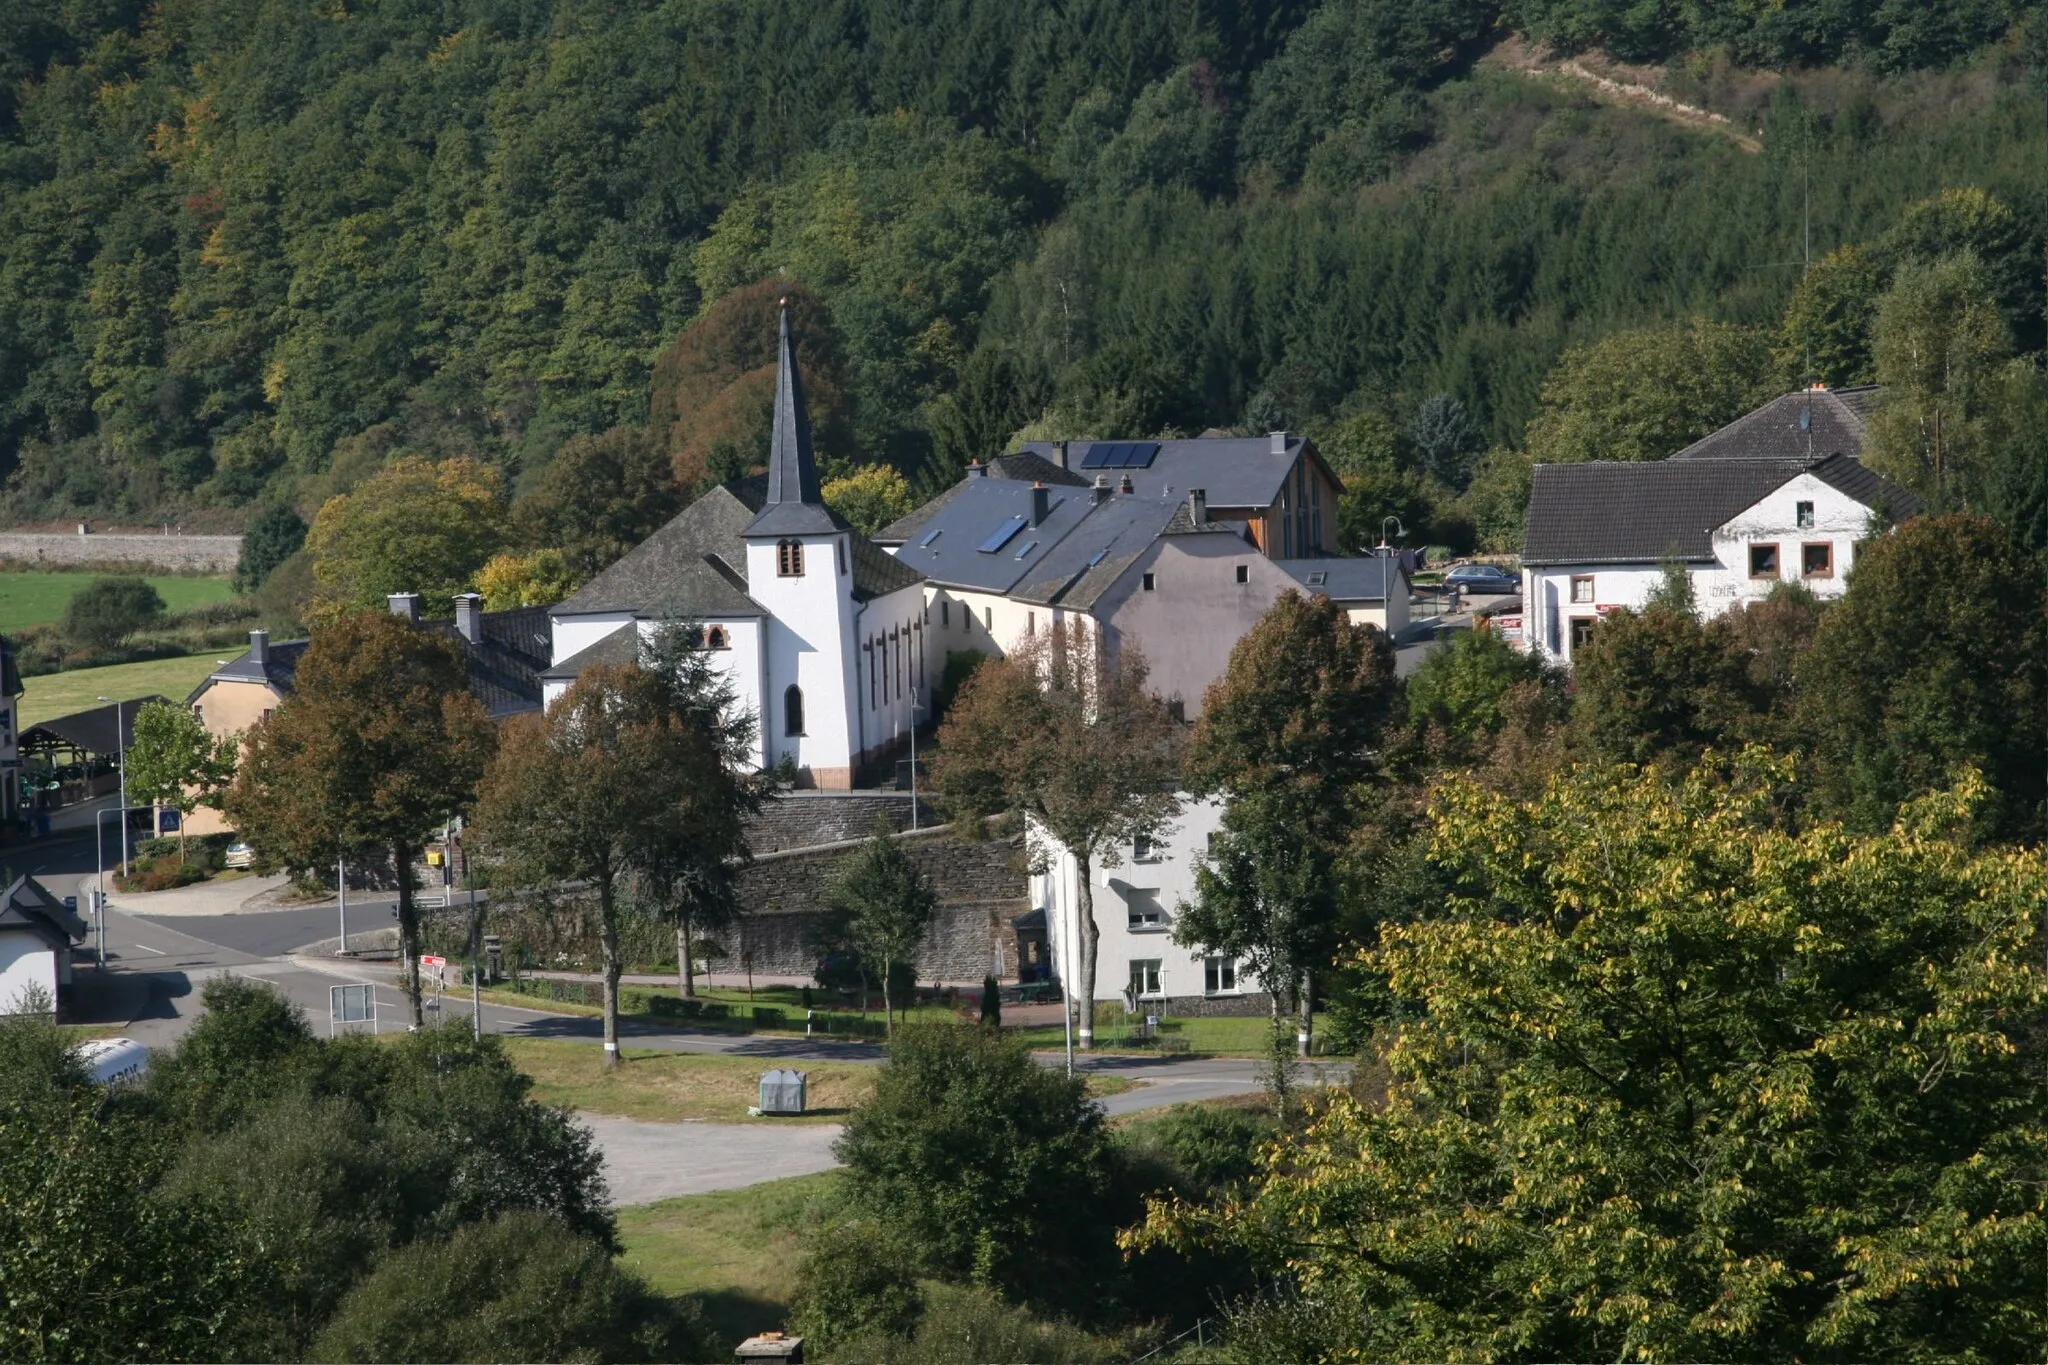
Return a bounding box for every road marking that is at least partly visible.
[129,942,167,955]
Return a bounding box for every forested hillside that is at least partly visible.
[2,0,2045,540]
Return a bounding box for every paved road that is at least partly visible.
[56,884,1315,1202]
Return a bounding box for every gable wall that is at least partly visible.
[1097,537,1293,718]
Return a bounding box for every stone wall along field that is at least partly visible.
[0,532,243,573]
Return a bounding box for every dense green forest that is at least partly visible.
[2,0,2046,531]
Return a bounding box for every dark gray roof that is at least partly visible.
[873,454,1090,547]
[850,535,924,601]
[1008,495,1186,609]
[743,304,846,538]
[891,479,1101,595]
[191,607,551,719]
[1013,434,1318,509]
[1274,556,1406,602]
[21,696,166,756]
[1522,455,1920,566]
[1669,387,1877,462]
[540,624,640,681]
[0,875,86,948]
[558,485,767,619]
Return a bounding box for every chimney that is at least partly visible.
[1269,430,1288,456]
[454,592,483,643]
[248,628,268,666]
[1052,440,1069,471]
[1186,488,1207,526]
[1118,473,1134,495]
[966,459,987,479]
[1092,474,1111,506]
[1030,482,1051,527]
[387,591,421,622]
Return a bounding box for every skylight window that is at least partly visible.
[976,515,1028,554]
[1086,548,1110,568]
[1014,540,1038,559]
[1307,571,1327,585]
[920,529,943,548]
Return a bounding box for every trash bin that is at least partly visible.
[758,1068,807,1116]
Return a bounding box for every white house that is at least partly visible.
[0,875,87,1017]
[1518,387,1920,667]
[1028,798,1254,1034]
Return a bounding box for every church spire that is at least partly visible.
[745,297,845,537]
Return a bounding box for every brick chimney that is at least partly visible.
[1092,474,1111,506]
[387,592,421,622]
[1118,473,1134,495]
[966,459,987,479]
[248,628,268,666]
[1030,482,1051,527]
[454,592,483,643]
[1186,488,1207,526]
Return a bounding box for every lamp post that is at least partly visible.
[1378,515,1404,550]
[907,687,923,831]
[95,697,129,877]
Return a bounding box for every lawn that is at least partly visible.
[19,652,227,724]
[1013,1008,1321,1058]
[503,1039,875,1123]
[501,1036,1131,1120]
[0,570,233,634]
[617,1170,840,1351]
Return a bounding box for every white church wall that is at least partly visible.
[746,532,861,788]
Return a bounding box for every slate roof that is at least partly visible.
[891,479,1102,596]
[557,486,766,619]
[0,875,86,950]
[1012,435,1320,509]
[540,624,641,681]
[190,605,552,719]
[1670,387,1878,462]
[1007,495,1186,609]
[1274,556,1407,603]
[1522,454,1921,566]
[872,454,1089,547]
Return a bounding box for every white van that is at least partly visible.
[75,1037,150,1087]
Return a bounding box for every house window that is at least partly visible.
[783,685,804,737]
[941,601,949,628]
[1569,617,1599,653]
[1235,563,1249,584]
[984,606,992,630]
[1205,830,1221,854]
[1126,890,1164,931]
[1796,500,1815,529]
[837,539,846,576]
[1133,834,1159,862]
[1026,612,1035,636]
[1570,575,1594,604]
[1129,958,1163,998]
[705,626,729,650]
[1142,572,1156,591]
[1749,544,1779,579]
[1802,541,1834,578]
[1204,956,1238,994]
[777,540,804,577]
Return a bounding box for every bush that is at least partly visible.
[113,855,210,892]
[305,1211,704,1364]
[60,575,166,648]
[1131,1104,1274,1194]
[831,1284,1129,1365]
[789,1219,925,1346]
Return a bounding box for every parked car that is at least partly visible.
[224,842,255,869]
[1445,563,1520,596]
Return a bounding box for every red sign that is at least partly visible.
[420,954,446,969]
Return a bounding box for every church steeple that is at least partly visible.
[744,298,846,537]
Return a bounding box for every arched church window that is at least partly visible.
[706,626,729,650]
[784,685,805,736]
[777,540,804,577]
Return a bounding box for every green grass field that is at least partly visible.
[19,653,227,725]
[0,571,232,634]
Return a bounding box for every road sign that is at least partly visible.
[330,982,375,1037]
[421,954,446,969]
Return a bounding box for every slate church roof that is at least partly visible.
[743,302,852,539]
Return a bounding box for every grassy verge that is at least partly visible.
[617,1170,839,1352]
[1012,1010,1322,1058]
[19,652,225,724]
[503,1040,874,1123]
[500,1037,1133,1122]
[0,570,233,635]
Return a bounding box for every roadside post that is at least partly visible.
[337,858,348,955]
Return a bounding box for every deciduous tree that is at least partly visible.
[1132,755,2048,1363]
[306,456,509,617]
[828,834,937,1034]
[1180,592,1398,1058]
[934,624,1179,1050]
[1866,250,2010,500]
[1522,319,1782,465]
[821,464,915,536]
[233,504,308,594]
[124,700,236,860]
[509,426,682,581]
[222,611,495,1025]
[61,575,164,648]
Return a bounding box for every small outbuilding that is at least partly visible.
[0,874,88,1016]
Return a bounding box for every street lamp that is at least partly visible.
[1378,515,1405,550]
[95,697,129,877]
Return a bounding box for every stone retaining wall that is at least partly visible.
[0,532,243,573]
[732,824,1028,981]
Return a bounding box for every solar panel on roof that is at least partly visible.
[1119,442,1160,469]
[977,515,1028,554]
[919,529,942,548]
[1078,443,1115,470]
[1077,441,1161,470]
